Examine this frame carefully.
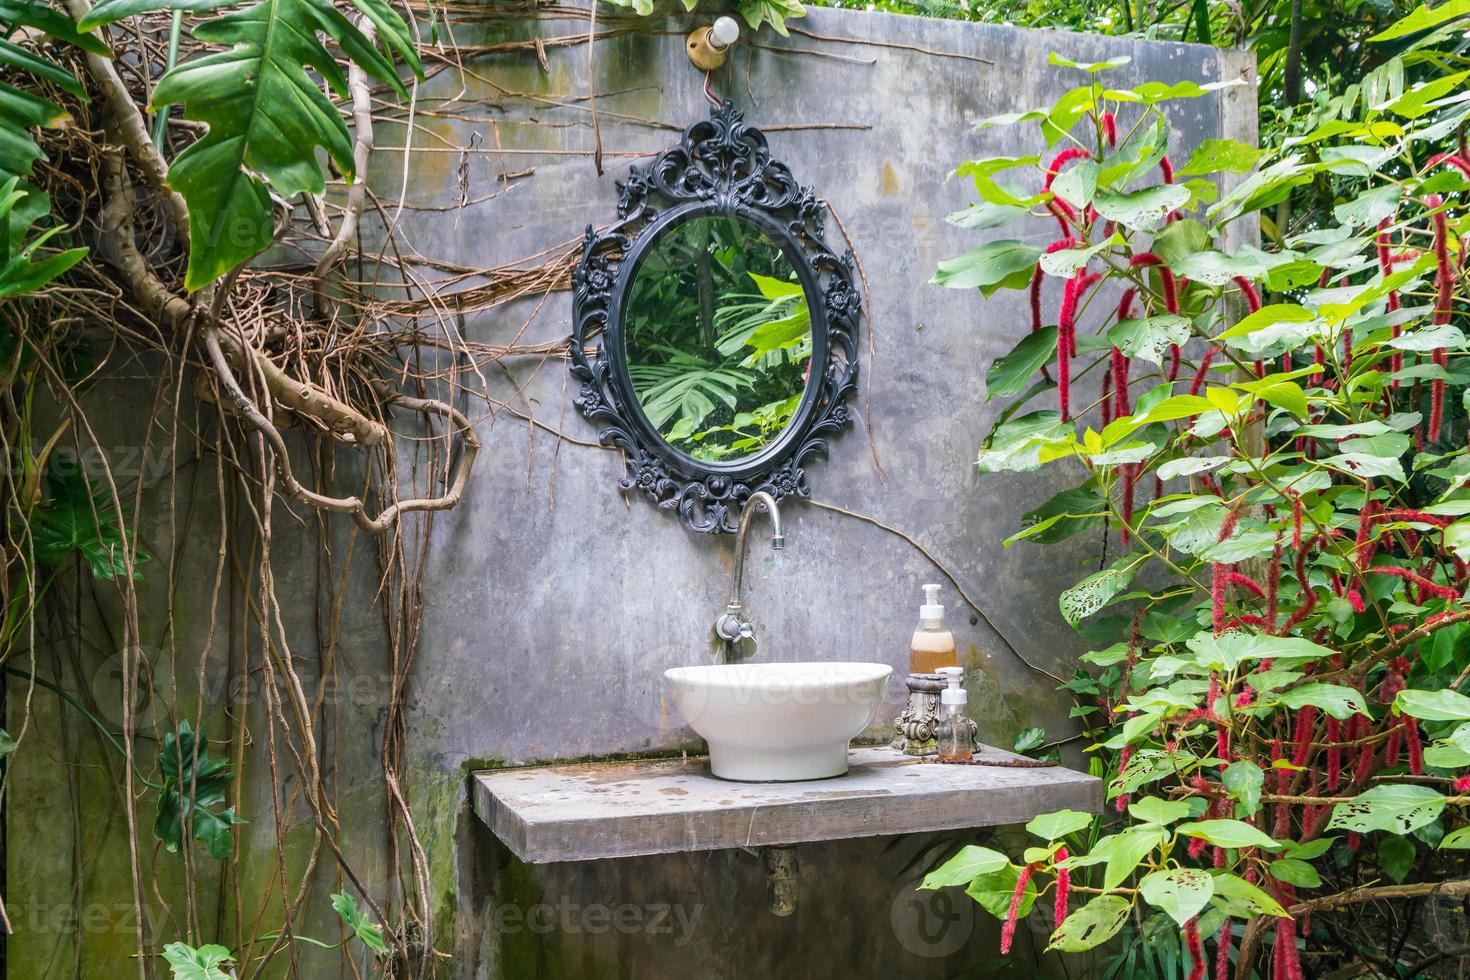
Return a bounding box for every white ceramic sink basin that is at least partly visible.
[664,661,893,781]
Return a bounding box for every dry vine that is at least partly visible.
[0,4,1021,977]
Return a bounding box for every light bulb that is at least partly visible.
[710,15,739,49]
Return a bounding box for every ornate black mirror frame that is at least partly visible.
[569,101,861,534]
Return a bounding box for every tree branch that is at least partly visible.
[96,148,478,531]
[63,0,190,236]
[312,17,374,289]
[1289,878,1470,916]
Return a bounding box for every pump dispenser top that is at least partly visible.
[938,666,966,705]
[920,583,944,627]
[910,583,957,674]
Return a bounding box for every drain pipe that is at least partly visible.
[742,846,799,916]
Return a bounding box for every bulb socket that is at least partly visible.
[686,26,730,71]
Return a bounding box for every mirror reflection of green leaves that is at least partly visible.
[624,215,813,463]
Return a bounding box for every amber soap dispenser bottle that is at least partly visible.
[910,583,957,674]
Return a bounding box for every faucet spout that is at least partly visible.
[730,491,781,603]
[713,492,784,659]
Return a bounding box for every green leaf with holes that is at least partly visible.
[1276,683,1371,720]
[1440,826,1470,850]
[1051,160,1100,210]
[1388,324,1467,352]
[1108,315,1192,366]
[1047,894,1131,952]
[1094,184,1190,230]
[1334,185,1401,227]
[1059,563,1137,627]
[1327,784,1447,834]
[1140,868,1214,926]
[1424,724,1470,768]
[946,201,1027,231]
[1177,138,1262,177]
[1041,237,1115,278]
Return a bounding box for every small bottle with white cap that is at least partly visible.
[935,666,973,763]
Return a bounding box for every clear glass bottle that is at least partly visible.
[936,667,973,763]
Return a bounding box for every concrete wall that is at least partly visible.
[403,6,1254,763]
[4,5,1255,978]
[395,8,1254,977]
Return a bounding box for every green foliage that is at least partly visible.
[1029,808,1095,840]
[30,464,147,580]
[0,3,98,277]
[1048,894,1131,951]
[625,215,812,461]
[153,722,245,861]
[161,943,234,980]
[80,0,422,289]
[0,177,86,298]
[920,844,1010,888]
[330,891,389,955]
[924,19,1470,973]
[0,1,101,189]
[157,891,386,975]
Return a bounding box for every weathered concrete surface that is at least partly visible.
[472,745,1102,863]
[3,5,1255,979]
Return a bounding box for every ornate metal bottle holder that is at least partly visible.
[891,671,978,756]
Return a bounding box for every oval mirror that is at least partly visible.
[622,214,813,464]
[570,102,860,534]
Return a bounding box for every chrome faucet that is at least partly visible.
[713,491,784,660]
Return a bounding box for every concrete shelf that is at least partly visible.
[472,744,1103,864]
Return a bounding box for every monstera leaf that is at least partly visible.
[82,0,422,289]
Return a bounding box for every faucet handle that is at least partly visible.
[727,626,757,661]
[713,608,752,643]
[712,608,757,660]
